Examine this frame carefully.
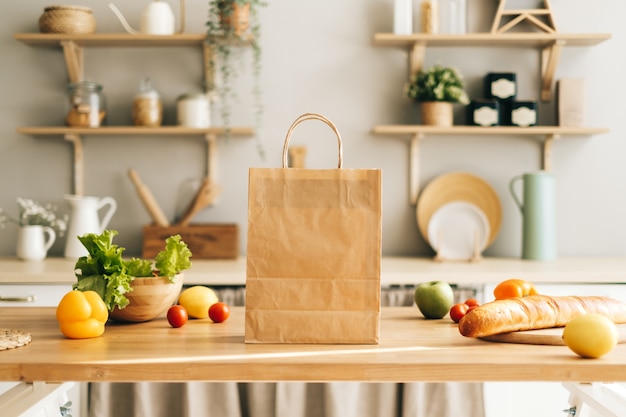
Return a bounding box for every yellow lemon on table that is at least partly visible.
[562,314,618,358]
[177,286,219,319]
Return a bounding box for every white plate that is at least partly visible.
[427,201,490,260]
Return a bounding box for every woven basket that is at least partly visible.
[39,5,96,34]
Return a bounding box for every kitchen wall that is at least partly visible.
[0,0,624,259]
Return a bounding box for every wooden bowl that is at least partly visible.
[109,274,184,323]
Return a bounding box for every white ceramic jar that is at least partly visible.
[177,93,211,128]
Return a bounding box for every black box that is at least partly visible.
[484,73,517,101]
[510,101,538,127]
[467,100,500,126]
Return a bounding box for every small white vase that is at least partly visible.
[16,225,56,261]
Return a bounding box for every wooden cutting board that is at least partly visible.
[480,324,626,345]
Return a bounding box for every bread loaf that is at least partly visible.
[458,295,626,338]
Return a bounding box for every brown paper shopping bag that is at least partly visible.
[245,113,382,344]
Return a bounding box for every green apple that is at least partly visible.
[414,281,454,319]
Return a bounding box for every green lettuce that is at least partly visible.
[155,234,192,278]
[72,230,192,311]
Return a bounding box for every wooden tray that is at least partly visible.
[481,324,626,345]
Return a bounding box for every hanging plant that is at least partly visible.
[206,0,267,159]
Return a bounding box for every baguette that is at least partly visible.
[458,295,626,338]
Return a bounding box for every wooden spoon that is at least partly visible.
[127,169,170,226]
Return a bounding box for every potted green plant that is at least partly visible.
[206,0,267,158]
[405,64,469,126]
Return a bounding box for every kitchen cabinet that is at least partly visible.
[0,281,86,417]
[371,32,611,203]
[13,33,254,196]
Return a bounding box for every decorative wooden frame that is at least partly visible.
[491,0,557,34]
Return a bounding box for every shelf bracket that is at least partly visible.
[203,41,215,92]
[60,40,84,83]
[542,133,559,171]
[64,133,84,196]
[540,40,564,102]
[409,42,426,80]
[409,133,424,205]
[205,133,217,183]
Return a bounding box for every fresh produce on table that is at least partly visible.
[72,229,192,312]
[458,295,626,338]
[56,290,108,339]
[563,313,619,358]
[167,305,188,328]
[414,281,455,319]
[209,302,230,323]
[178,285,219,319]
[449,298,482,323]
[493,278,538,300]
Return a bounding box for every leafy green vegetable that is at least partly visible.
[155,234,192,277]
[72,230,192,311]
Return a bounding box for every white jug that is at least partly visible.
[64,195,117,258]
[108,0,185,35]
[16,225,56,261]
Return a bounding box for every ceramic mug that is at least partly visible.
[16,225,56,261]
[509,171,556,260]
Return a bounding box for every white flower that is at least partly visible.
[0,198,68,236]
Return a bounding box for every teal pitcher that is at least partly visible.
[509,171,556,260]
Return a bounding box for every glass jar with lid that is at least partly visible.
[65,81,106,127]
[132,77,163,127]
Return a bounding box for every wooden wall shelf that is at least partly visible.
[373,125,609,204]
[17,126,254,136]
[13,33,209,47]
[373,32,611,102]
[17,127,254,196]
[15,33,255,198]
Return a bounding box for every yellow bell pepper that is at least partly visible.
[56,290,108,339]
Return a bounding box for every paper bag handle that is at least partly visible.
[282,113,344,168]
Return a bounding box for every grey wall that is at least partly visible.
[0,0,623,258]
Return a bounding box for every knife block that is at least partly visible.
[142,223,239,259]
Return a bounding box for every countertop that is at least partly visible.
[2,256,626,286]
[1,306,625,383]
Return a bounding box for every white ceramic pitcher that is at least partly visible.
[16,225,56,261]
[64,195,117,258]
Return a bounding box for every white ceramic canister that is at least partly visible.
[177,93,211,128]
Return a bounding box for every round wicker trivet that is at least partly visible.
[0,328,32,351]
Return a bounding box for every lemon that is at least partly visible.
[177,286,219,319]
[562,314,618,358]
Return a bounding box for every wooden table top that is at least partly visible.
[1,307,625,383]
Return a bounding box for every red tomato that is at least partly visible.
[167,305,188,328]
[464,298,480,307]
[449,303,469,323]
[208,302,230,323]
[466,305,479,315]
